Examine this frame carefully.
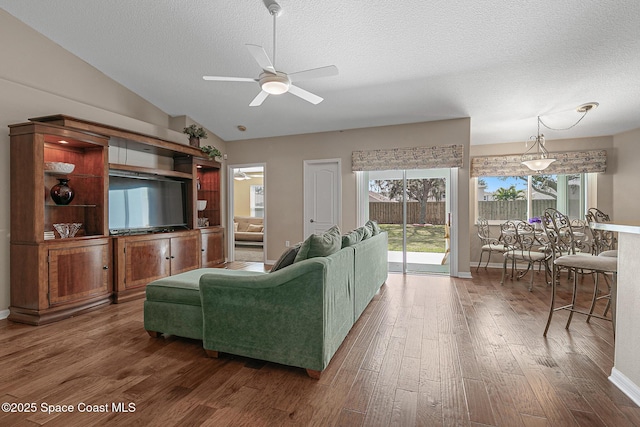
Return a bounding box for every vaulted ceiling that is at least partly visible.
[1,0,639,144]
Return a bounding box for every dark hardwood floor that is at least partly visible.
[1,264,638,426]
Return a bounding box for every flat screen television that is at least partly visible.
[108,172,187,233]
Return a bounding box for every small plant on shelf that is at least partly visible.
[201,145,222,160]
[183,124,208,147]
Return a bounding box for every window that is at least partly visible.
[476,173,587,222]
[250,185,264,218]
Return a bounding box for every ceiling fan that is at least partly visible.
[203,0,338,106]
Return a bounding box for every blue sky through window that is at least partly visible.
[481,176,527,193]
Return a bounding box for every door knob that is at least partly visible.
[310,219,315,223]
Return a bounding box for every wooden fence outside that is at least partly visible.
[370,200,558,224]
[369,201,446,225]
[478,200,557,220]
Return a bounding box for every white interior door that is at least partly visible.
[304,159,341,237]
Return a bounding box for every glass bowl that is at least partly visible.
[45,162,75,174]
[53,223,82,239]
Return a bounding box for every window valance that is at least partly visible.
[351,144,464,171]
[470,149,606,177]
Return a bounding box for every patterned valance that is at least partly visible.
[352,144,464,171]
[470,149,606,177]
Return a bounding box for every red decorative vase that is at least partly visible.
[50,178,75,205]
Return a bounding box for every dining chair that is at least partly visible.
[585,210,618,320]
[541,208,617,336]
[500,220,550,291]
[476,217,509,271]
[586,208,617,256]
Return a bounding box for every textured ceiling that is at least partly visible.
[1,0,639,144]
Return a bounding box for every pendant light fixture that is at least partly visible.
[521,102,599,173]
[521,117,555,173]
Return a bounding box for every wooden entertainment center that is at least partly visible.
[9,115,224,325]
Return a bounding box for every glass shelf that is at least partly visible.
[44,172,102,179]
[45,204,98,208]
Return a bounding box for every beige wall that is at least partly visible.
[225,118,472,273]
[612,127,640,223]
[0,10,226,312]
[233,175,264,218]
[3,5,638,313]
[467,136,616,268]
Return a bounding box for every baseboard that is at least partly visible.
[609,368,640,406]
[266,259,276,265]
[0,309,9,320]
[457,271,473,279]
[473,262,507,270]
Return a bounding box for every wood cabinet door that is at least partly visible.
[202,228,224,267]
[48,242,110,305]
[124,238,171,289]
[170,234,200,275]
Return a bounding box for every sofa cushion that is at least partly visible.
[366,220,381,235]
[341,230,362,248]
[235,216,263,232]
[235,231,263,242]
[145,268,223,306]
[247,224,264,233]
[359,225,372,240]
[271,243,302,272]
[294,225,342,263]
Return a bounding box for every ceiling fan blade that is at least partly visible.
[246,44,276,74]
[249,90,269,107]
[288,65,339,82]
[288,84,324,105]
[203,76,257,82]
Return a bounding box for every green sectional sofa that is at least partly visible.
[144,226,388,378]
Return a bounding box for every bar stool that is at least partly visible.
[541,208,617,336]
[586,210,618,321]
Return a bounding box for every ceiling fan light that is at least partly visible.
[261,80,289,95]
[259,72,290,95]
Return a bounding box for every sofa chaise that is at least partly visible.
[144,222,388,378]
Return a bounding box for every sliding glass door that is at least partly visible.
[368,168,451,274]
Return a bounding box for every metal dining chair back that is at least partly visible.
[500,220,550,291]
[542,209,577,258]
[476,217,508,271]
[541,208,617,336]
[586,209,617,255]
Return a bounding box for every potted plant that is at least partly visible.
[201,145,222,161]
[183,124,208,148]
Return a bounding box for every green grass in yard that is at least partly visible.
[378,224,446,253]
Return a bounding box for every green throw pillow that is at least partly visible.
[294,225,341,263]
[366,220,381,235]
[341,229,363,248]
[359,225,372,240]
[270,243,301,272]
